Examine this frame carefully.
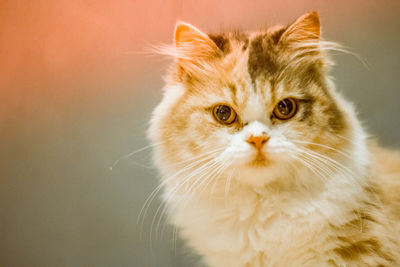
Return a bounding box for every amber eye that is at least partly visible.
[213,105,237,124]
[273,98,297,120]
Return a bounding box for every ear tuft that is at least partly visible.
[281,11,320,43]
[174,22,209,46]
[173,21,220,62]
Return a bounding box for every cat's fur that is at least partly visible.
[148,12,400,266]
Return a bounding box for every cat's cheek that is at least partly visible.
[217,144,253,165]
[266,136,295,154]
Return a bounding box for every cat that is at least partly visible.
[148,11,400,266]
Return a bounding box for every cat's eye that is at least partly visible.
[273,98,297,120]
[213,105,237,124]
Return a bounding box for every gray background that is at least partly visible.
[0,0,399,266]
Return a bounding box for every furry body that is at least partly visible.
[149,12,400,266]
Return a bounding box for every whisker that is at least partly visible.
[224,167,235,199]
[291,139,353,159]
[139,152,222,225]
[182,160,222,197]
[138,149,222,226]
[292,146,364,191]
[290,153,328,181]
[150,158,218,241]
[110,140,168,170]
[156,159,220,237]
[296,152,335,179]
[301,147,357,178]
[147,148,227,240]
[154,161,219,237]
[197,159,230,198]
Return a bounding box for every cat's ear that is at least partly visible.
[173,21,221,71]
[281,11,320,43]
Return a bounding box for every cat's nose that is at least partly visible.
[247,134,270,151]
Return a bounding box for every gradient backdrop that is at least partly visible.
[1,1,399,266]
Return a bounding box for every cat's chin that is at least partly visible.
[248,154,269,167]
[233,160,289,187]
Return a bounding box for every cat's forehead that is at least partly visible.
[200,26,323,105]
[241,89,270,122]
[208,26,287,82]
[208,31,250,55]
[247,27,288,84]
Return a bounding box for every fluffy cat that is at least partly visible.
[148,11,400,266]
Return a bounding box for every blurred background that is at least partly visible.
[0,0,399,266]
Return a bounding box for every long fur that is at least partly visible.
[148,12,400,266]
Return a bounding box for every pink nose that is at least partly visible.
[247,134,270,151]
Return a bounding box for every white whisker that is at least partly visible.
[291,139,353,159]
[110,140,168,170]
[138,148,224,227]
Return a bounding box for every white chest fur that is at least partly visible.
[164,171,365,267]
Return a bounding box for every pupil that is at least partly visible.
[278,99,292,115]
[217,105,231,121]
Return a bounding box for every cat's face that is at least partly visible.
[150,12,357,188]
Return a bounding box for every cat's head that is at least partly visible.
[149,12,365,189]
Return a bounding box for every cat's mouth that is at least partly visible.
[248,153,269,167]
